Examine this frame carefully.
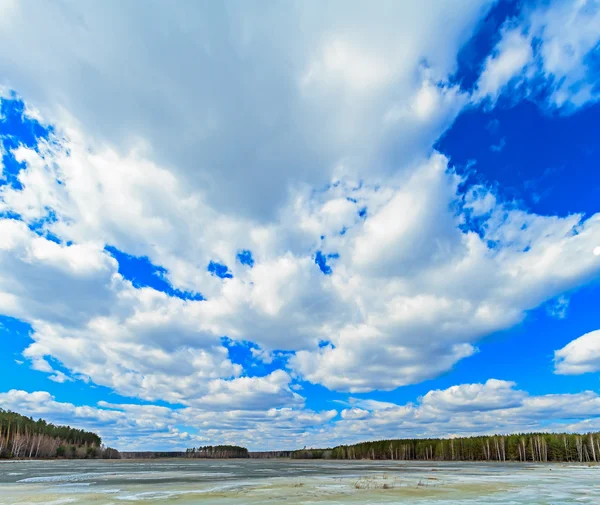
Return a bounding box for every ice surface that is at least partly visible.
[0,459,598,504]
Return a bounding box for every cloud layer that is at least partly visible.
[4,379,600,450]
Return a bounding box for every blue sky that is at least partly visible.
[1,0,600,451]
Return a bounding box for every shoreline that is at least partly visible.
[2,457,599,466]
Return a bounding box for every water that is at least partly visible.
[0,459,598,504]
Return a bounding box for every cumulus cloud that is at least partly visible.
[554,330,600,375]
[289,171,600,392]
[0,218,120,326]
[193,371,303,410]
[0,0,494,220]
[419,379,526,412]
[1,128,600,397]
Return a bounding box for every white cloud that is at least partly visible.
[534,0,600,108]
[475,0,600,109]
[350,398,399,411]
[0,212,303,408]
[547,295,570,319]
[0,0,494,220]
[419,379,526,412]
[5,380,600,451]
[554,329,600,375]
[302,37,393,93]
[289,174,600,392]
[1,136,600,397]
[327,379,600,444]
[341,408,370,420]
[350,155,462,277]
[47,371,73,384]
[475,29,533,100]
[0,218,120,326]
[194,371,303,410]
[0,389,333,451]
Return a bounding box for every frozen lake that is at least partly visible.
[0,458,598,504]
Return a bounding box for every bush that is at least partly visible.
[56,446,66,457]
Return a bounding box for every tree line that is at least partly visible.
[185,445,249,458]
[293,433,600,462]
[0,408,119,459]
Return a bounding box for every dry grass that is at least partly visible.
[354,478,394,490]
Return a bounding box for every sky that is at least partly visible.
[0,0,600,452]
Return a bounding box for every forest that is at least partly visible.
[294,432,600,462]
[185,445,249,458]
[121,446,250,459]
[0,408,119,459]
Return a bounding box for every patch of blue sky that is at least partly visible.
[437,99,600,218]
[451,0,526,91]
[314,250,335,275]
[39,355,75,382]
[457,205,490,238]
[0,315,68,393]
[0,95,53,189]
[105,246,204,301]
[28,210,63,244]
[207,260,233,279]
[583,43,600,86]
[0,209,22,220]
[220,337,291,377]
[236,249,254,267]
[298,380,346,413]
